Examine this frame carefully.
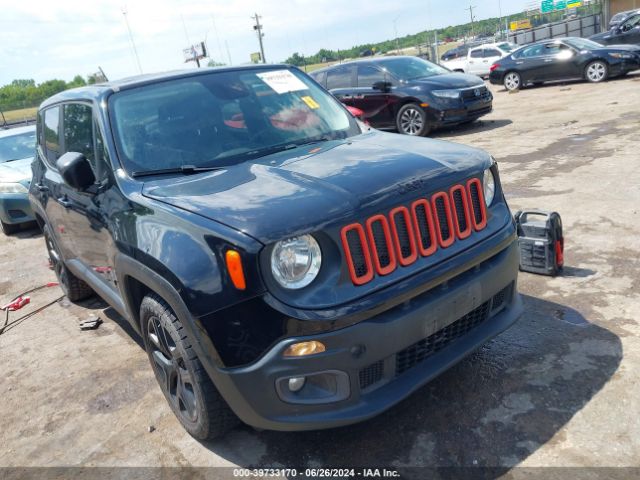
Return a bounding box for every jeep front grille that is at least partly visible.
[341,178,487,286]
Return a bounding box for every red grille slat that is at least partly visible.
[411,199,437,257]
[365,215,397,276]
[431,192,455,248]
[340,178,490,286]
[467,178,488,231]
[340,223,374,285]
[449,185,472,240]
[389,206,418,266]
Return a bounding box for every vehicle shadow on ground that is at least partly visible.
[430,119,513,139]
[10,222,41,240]
[200,294,621,477]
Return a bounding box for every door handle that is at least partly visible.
[544,59,554,62]
[35,183,49,192]
[339,94,353,99]
[57,196,73,208]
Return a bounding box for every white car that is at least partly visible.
[442,42,517,77]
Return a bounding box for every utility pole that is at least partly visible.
[393,15,401,53]
[251,13,266,64]
[121,7,143,74]
[498,0,503,40]
[466,4,477,38]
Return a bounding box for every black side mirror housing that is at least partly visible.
[56,152,95,190]
[372,81,392,92]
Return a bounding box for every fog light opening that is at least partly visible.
[283,341,326,357]
[288,377,306,392]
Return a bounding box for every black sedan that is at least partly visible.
[489,37,640,91]
[591,12,640,45]
[310,56,492,136]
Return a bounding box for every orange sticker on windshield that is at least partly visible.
[301,96,320,109]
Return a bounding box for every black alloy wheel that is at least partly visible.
[140,294,238,440]
[43,224,92,301]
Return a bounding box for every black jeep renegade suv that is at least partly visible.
[30,65,522,439]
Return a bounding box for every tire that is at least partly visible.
[503,71,522,91]
[1,220,20,235]
[43,224,93,301]
[396,103,430,136]
[585,60,608,83]
[140,294,238,440]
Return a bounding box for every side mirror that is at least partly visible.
[372,81,392,92]
[56,152,95,190]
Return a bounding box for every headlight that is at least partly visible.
[271,235,322,289]
[483,168,496,207]
[0,182,28,194]
[431,89,460,99]
[610,52,635,59]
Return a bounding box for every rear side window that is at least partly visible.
[357,65,385,87]
[514,44,544,58]
[470,49,484,59]
[326,66,352,90]
[484,49,502,58]
[63,103,94,163]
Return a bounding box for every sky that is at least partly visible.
[0,0,532,86]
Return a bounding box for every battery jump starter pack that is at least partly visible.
[514,210,564,276]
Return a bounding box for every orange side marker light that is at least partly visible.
[225,250,246,290]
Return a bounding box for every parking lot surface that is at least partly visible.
[1,74,639,473]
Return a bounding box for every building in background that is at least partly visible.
[603,0,640,24]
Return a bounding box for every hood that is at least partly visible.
[0,157,33,183]
[597,44,640,53]
[142,131,490,244]
[412,73,484,89]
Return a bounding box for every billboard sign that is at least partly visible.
[183,42,207,63]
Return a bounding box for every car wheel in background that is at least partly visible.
[141,294,238,440]
[585,61,608,83]
[396,103,430,136]
[43,224,93,301]
[1,221,20,235]
[504,71,522,91]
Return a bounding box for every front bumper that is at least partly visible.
[214,238,522,431]
[427,97,493,127]
[0,193,34,225]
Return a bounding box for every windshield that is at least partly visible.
[377,57,449,81]
[564,38,604,50]
[0,130,36,163]
[497,42,517,53]
[109,67,359,175]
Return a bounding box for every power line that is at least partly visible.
[251,13,266,64]
[121,7,143,74]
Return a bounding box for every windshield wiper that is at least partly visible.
[242,137,333,161]
[131,165,224,178]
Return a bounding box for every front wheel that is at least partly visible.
[585,61,608,83]
[504,71,522,91]
[396,103,430,136]
[141,294,238,440]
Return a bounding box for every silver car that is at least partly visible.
[0,125,36,234]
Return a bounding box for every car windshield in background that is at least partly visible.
[109,68,359,175]
[0,131,36,163]
[378,57,449,81]
[497,42,516,52]
[564,38,604,50]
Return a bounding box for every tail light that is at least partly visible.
[490,63,500,72]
